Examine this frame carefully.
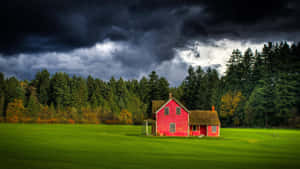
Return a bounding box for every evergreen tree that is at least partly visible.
[50,72,71,108]
[241,48,254,97]
[158,77,169,100]
[138,76,149,103]
[251,50,264,86]
[148,71,160,100]
[116,77,128,110]
[274,73,297,126]
[147,71,161,117]
[245,78,276,127]
[225,49,243,91]
[182,66,197,109]
[27,89,40,118]
[194,66,206,109]
[205,68,219,109]
[0,73,6,117]
[6,77,21,103]
[87,75,95,102]
[34,69,50,104]
[70,76,88,108]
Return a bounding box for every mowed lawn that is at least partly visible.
[0,124,299,169]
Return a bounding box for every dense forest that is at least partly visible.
[0,42,299,127]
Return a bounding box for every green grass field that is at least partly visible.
[0,124,299,169]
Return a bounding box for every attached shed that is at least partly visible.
[189,110,220,136]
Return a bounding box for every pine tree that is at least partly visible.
[148,71,160,100]
[251,50,264,86]
[6,77,21,103]
[138,76,149,103]
[194,66,206,109]
[87,75,95,102]
[34,69,50,104]
[116,77,128,110]
[182,66,197,109]
[0,73,6,117]
[70,76,88,108]
[241,48,254,97]
[205,68,220,109]
[225,49,243,91]
[26,87,40,118]
[147,71,161,117]
[50,72,71,107]
[158,77,169,100]
[245,78,276,127]
[274,73,297,126]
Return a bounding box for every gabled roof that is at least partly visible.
[152,98,190,114]
[189,110,220,125]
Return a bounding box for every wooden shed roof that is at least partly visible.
[189,110,220,125]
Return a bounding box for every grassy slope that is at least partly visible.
[0,124,299,169]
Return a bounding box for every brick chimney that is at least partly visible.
[212,105,215,111]
[169,93,172,99]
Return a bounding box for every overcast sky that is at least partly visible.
[1,0,299,86]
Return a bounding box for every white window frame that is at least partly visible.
[164,107,169,115]
[170,123,176,133]
[176,107,181,115]
[212,126,217,133]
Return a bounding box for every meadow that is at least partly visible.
[0,124,299,169]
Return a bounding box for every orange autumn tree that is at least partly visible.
[6,99,26,123]
[81,106,100,124]
[220,91,243,126]
[119,109,133,124]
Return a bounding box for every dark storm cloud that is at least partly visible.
[0,0,300,85]
[1,0,300,55]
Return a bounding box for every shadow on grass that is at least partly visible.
[125,133,225,140]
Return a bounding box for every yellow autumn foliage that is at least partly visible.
[220,91,243,118]
[6,99,26,123]
[119,109,133,124]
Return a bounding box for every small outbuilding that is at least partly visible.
[151,93,220,137]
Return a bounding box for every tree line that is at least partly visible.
[0,69,169,124]
[0,41,299,127]
[178,42,300,128]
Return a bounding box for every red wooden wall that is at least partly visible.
[189,125,207,136]
[189,125,200,136]
[156,100,189,136]
[207,125,219,137]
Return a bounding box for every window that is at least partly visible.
[212,126,217,133]
[176,107,181,115]
[164,107,169,115]
[170,123,176,133]
[192,125,197,131]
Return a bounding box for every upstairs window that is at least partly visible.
[164,107,169,115]
[176,107,181,115]
[212,126,217,133]
[170,123,176,133]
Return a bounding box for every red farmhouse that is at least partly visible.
[152,94,220,137]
